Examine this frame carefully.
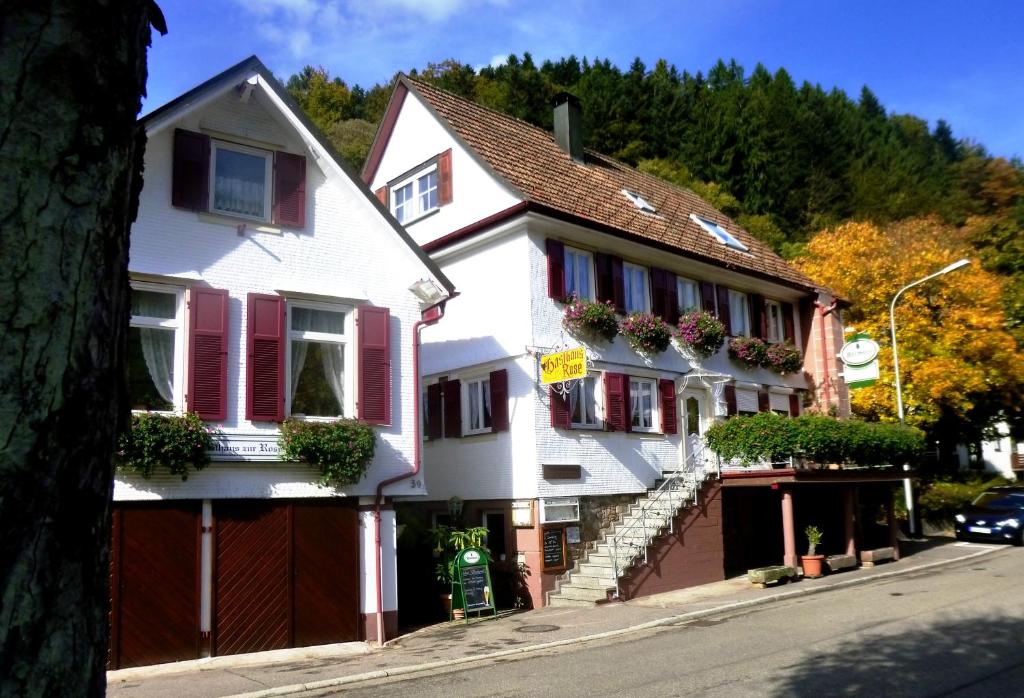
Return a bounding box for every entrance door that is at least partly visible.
[681,390,709,473]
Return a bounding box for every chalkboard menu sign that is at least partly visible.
[543,527,566,569]
[451,547,496,622]
[461,565,490,611]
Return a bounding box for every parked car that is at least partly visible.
[954,486,1024,545]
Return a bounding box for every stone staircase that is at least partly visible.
[547,476,703,607]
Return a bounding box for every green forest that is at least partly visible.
[284,54,1024,451]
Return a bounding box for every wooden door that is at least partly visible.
[110,502,201,669]
[293,502,360,646]
[213,500,291,656]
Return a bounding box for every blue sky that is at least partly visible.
[146,0,1024,159]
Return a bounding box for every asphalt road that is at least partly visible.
[331,546,1024,697]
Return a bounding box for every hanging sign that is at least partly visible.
[839,333,880,389]
[540,347,587,385]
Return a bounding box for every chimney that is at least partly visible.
[552,92,584,163]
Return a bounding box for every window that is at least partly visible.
[564,246,594,300]
[728,290,750,337]
[483,511,507,562]
[765,300,785,343]
[211,141,272,220]
[623,263,649,313]
[685,396,700,436]
[392,165,438,224]
[677,277,700,313]
[630,377,658,432]
[570,375,600,428]
[622,189,657,214]
[464,377,492,434]
[287,302,349,418]
[128,283,185,412]
[690,213,749,252]
[736,388,758,415]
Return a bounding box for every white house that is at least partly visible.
[365,79,852,610]
[110,57,454,668]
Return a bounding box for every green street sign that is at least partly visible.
[451,547,497,623]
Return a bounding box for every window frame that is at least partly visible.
[677,276,700,314]
[390,162,439,224]
[764,299,785,343]
[629,376,659,433]
[728,289,751,337]
[564,245,596,301]
[209,139,273,222]
[570,374,602,429]
[623,262,650,314]
[284,298,354,420]
[128,281,186,414]
[462,375,493,436]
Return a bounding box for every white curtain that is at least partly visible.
[290,341,309,401]
[134,291,175,404]
[630,384,640,426]
[482,379,491,425]
[320,344,345,416]
[290,307,346,414]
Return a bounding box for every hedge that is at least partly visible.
[704,413,925,466]
[918,476,1015,525]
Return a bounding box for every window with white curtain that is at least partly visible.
[765,300,785,343]
[570,375,600,428]
[464,377,492,434]
[623,262,650,313]
[391,165,438,223]
[288,302,349,418]
[128,283,184,412]
[728,289,750,337]
[210,141,272,220]
[677,277,700,313]
[564,246,594,300]
[629,377,658,432]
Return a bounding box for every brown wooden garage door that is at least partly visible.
[110,502,201,669]
[213,500,359,656]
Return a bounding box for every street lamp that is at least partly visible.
[889,258,970,536]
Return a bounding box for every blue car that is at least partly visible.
[954,486,1024,545]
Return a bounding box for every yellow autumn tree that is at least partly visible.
[795,218,1024,453]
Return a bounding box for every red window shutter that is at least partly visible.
[375,187,387,204]
[789,393,801,417]
[246,293,285,422]
[426,383,443,439]
[357,305,391,425]
[546,239,565,300]
[716,286,733,335]
[172,129,210,211]
[595,253,613,305]
[604,372,630,432]
[549,386,571,429]
[437,149,453,205]
[442,379,462,437]
[187,287,229,421]
[610,256,626,313]
[489,369,509,433]
[782,302,796,343]
[659,379,677,434]
[665,271,678,324]
[650,268,667,321]
[750,294,765,339]
[758,390,770,413]
[701,281,717,315]
[272,151,306,228]
[724,384,737,417]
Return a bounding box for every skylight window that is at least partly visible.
[622,189,657,214]
[690,213,749,252]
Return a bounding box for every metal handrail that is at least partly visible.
[609,441,719,598]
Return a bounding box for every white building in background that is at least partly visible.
[110,56,453,668]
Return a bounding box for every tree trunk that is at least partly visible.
[0,2,161,695]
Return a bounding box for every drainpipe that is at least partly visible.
[814,299,839,411]
[372,297,449,646]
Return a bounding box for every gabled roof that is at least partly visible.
[373,75,821,294]
[140,56,455,296]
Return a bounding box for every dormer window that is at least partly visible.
[691,213,749,252]
[392,164,439,224]
[622,189,657,214]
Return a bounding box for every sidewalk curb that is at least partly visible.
[226,545,1003,698]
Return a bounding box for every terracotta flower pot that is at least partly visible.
[801,554,826,578]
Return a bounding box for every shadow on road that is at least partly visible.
[768,614,1024,696]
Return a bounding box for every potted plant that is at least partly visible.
[619,312,674,356]
[802,525,825,578]
[117,411,215,481]
[728,335,769,368]
[765,341,803,374]
[429,524,489,619]
[279,418,376,487]
[675,310,726,358]
[562,295,619,343]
